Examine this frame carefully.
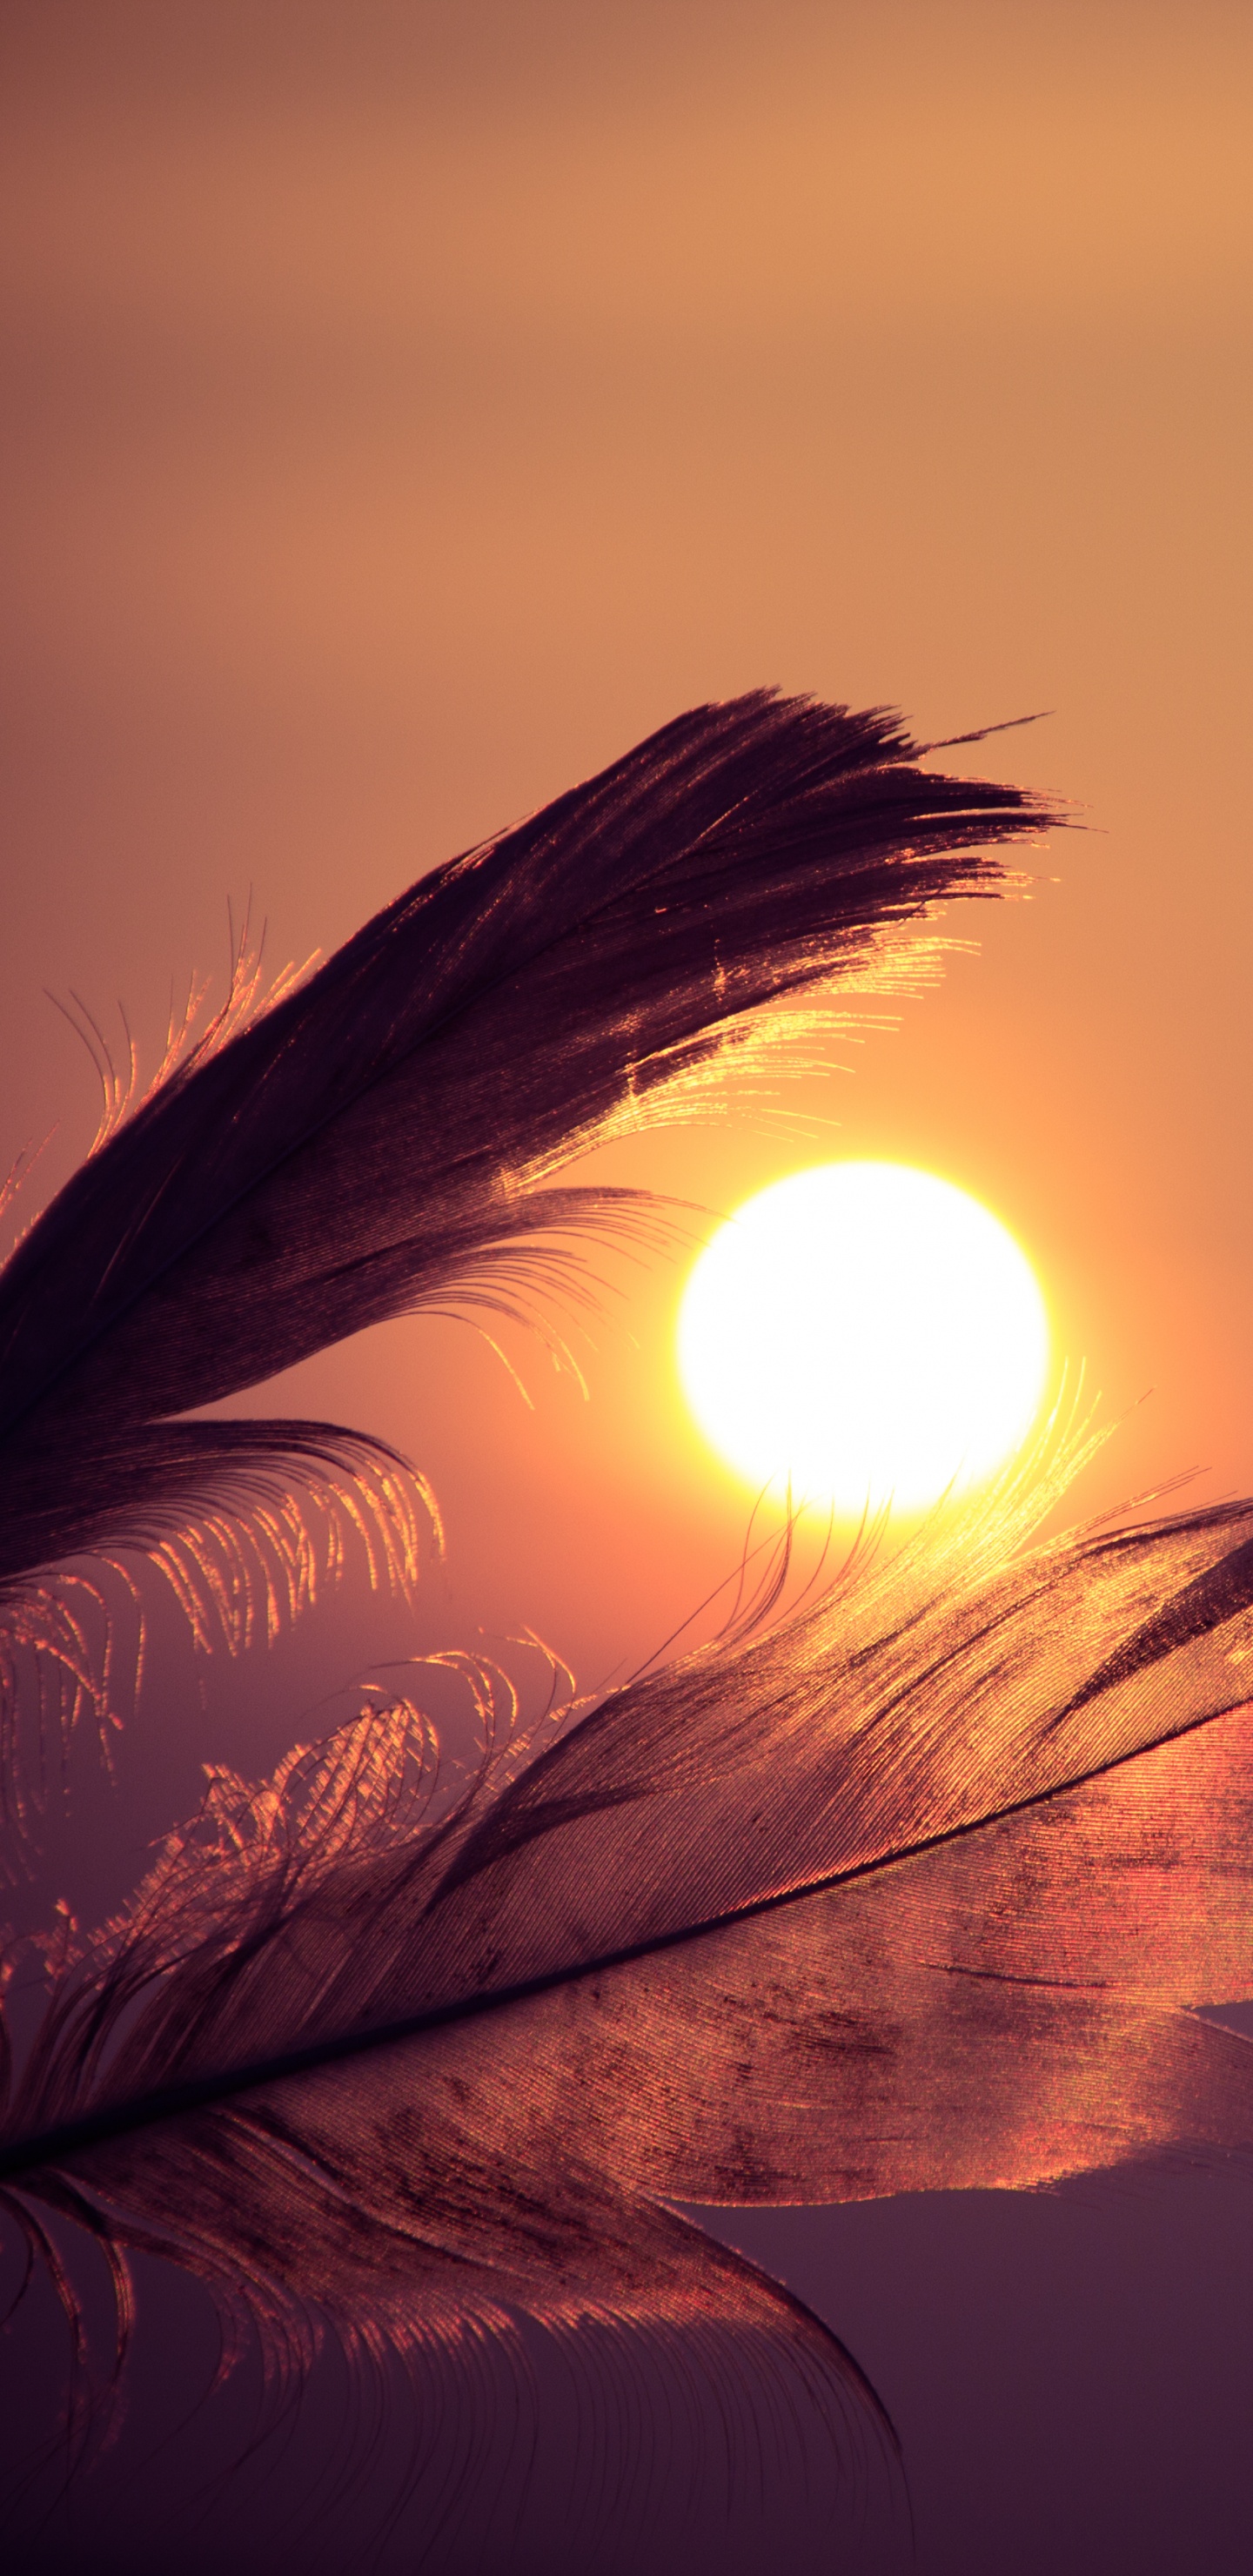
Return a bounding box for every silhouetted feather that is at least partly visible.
[0,691,1050,1597]
[3,1480,1252,2561]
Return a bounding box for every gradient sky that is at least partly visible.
[2,4,1251,2567]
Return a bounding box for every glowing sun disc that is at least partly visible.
[678,1161,1050,1514]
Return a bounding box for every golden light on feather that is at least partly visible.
[678,1161,1050,1518]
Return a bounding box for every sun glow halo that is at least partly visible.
[678,1162,1050,1517]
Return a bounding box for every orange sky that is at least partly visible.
[2,0,1251,1700]
[3,10,1253,2567]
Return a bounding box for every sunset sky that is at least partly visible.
[2,3,1251,2566]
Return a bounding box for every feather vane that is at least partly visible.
[3,1502,1253,2413]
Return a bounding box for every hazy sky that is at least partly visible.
[2,4,1251,2567]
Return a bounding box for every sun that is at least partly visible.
[677,1161,1050,1517]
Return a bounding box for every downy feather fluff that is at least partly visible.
[4,692,1253,2560]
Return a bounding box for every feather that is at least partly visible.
[0,690,1052,1600]
[3,1485,1253,2562]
